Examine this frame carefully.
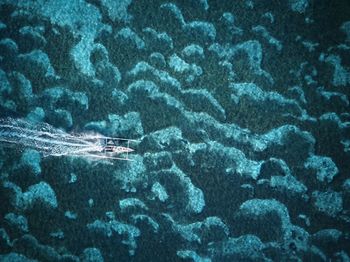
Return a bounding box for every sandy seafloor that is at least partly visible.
[0,0,350,261]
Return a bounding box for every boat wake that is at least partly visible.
[0,118,136,161]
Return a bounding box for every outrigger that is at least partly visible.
[100,136,137,160]
[77,135,138,161]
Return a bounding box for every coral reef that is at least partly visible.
[0,0,349,261]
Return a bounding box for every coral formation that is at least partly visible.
[0,0,349,261]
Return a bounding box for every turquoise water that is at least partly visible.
[0,0,350,261]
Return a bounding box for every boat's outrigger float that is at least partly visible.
[78,135,138,161]
[98,136,137,161]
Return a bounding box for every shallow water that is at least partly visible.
[0,0,350,261]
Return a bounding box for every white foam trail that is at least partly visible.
[0,118,123,159]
